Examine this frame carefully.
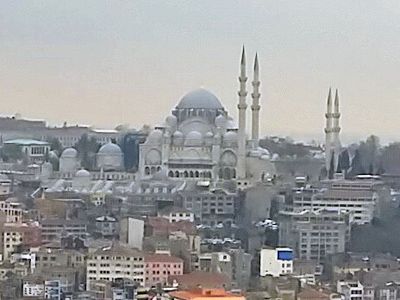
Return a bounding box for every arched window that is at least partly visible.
[145,167,150,175]
[184,171,189,178]
[190,171,194,178]
[195,171,199,178]
[175,171,180,178]
[168,171,174,177]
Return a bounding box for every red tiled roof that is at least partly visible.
[168,271,231,289]
[298,290,330,300]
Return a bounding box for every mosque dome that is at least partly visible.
[176,89,223,110]
[185,131,203,146]
[166,115,178,128]
[75,169,90,178]
[205,132,214,139]
[215,115,227,128]
[98,143,122,155]
[173,131,184,138]
[149,129,163,140]
[61,148,78,158]
[224,131,237,141]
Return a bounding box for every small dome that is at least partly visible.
[173,131,184,138]
[215,115,227,128]
[149,129,163,139]
[224,131,237,141]
[166,115,177,127]
[205,132,214,138]
[185,131,203,146]
[98,143,122,155]
[75,169,90,178]
[61,148,78,158]
[176,89,223,110]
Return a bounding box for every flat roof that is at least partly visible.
[4,139,49,146]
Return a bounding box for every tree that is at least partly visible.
[358,135,381,173]
[380,143,400,175]
[46,137,62,152]
[329,151,335,179]
[349,149,365,177]
[337,149,350,174]
[74,134,100,169]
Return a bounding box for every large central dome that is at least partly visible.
[176,89,224,109]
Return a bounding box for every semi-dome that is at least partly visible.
[185,131,203,146]
[61,148,78,158]
[148,129,163,139]
[98,143,122,155]
[177,89,223,110]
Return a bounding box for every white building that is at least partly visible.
[0,174,12,200]
[337,280,364,300]
[0,198,22,223]
[86,243,145,290]
[3,139,50,163]
[119,217,144,250]
[260,247,293,277]
[158,206,195,223]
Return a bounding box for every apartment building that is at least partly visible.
[41,218,87,243]
[145,253,183,286]
[260,248,293,277]
[279,209,350,263]
[86,243,145,290]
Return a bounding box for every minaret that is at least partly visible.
[251,53,261,147]
[237,46,248,179]
[324,88,333,170]
[332,89,341,169]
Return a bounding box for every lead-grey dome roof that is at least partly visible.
[176,89,223,110]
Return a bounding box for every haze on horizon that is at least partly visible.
[1,0,399,144]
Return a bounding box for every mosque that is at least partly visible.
[138,48,275,186]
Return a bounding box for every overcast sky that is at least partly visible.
[1,1,399,143]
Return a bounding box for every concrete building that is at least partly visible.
[260,247,293,277]
[158,206,195,223]
[337,280,364,300]
[119,217,144,250]
[197,252,232,280]
[0,198,23,223]
[41,218,87,244]
[179,182,239,226]
[95,216,118,238]
[86,243,145,290]
[145,253,183,286]
[0,175,13,200]
[279,209,350,263]
[0,222,42,260]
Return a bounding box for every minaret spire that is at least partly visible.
[237,46,248,179]
[251,53,261,146]
[332,89,341,169]
[324,88,333,171]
